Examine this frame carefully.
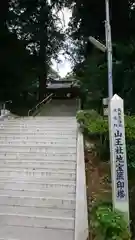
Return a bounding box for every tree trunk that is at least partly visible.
[0,0,9,27]
[38,41,47,101]
[38,2,48,101]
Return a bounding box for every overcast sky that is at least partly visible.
[52,8,72,78]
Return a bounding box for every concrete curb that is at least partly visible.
[75,129,88,240]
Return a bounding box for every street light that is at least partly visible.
[88,36,106,53]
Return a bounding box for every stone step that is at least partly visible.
[0,225,74,240]
[0,129,76,134]
[2,115,75,119]
[0,166,75,174]
[3,116,76,120]
[0,126,76,130]
[0,178,75,187]
[0,141,76,147]
[1,116,76,121]
[2,123,76,127]
[0,205,75,218]
[0,133,76,138]
[0,136,76,140]
[0,177,75,186]
[0,146,76,154]
[0,180,75,192]
[0,126,76,131]
[0,114,80,239]
[0,153,76,161]
[0,131,76,136]
[0,189,75,198]
[0,195,75,209]
[0,161,76,170]
[0,168,75,180]
[0,213,74,230]
[13,116,76,119]
[1,119,76,125]
[0,122,77,127]
[1,118,76,121]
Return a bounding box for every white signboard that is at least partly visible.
[110,94,129,223]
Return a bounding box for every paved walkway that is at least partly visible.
[38,99,78,116]
[0,99,88,240]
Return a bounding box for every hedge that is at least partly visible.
[76,110,135,171]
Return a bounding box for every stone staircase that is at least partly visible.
[0,116,88,240]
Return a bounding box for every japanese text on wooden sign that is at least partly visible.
[112,107,128,201]
[110,94,129,223]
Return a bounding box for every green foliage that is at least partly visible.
[76,109,100,124]
[77,110,109,161]
[0,0,65,101]
[77,109,108,136]
[66,0,135,115]
[91,201,131,240]
[66,0,135,54]
[76,110,135,168]
[10,0,64,60]
[0,28,36,101]
[74,42,135,114]
[75,55,108,112]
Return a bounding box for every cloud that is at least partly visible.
[52,53,71,77]
[52,8,72,78]
[57,8,71,29]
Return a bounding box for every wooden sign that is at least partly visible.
[110,94,129,224]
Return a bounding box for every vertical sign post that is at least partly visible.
[110,94,129,224]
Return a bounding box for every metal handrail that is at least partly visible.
[0,100,12,116]
[28,93,53,116]
[3,100,12,110]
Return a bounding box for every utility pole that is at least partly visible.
[104,0,115,212]
[105,0,113,100]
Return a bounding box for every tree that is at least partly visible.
[0,0,37,101]
[65,0,135,64]
[48,67,60,81]
[68,0,135,40]
[9,0,64,100]
[65,0,135,114]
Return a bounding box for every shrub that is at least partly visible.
[91,201,131,240]
[77,110,109,160]
[76,110,135,168]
